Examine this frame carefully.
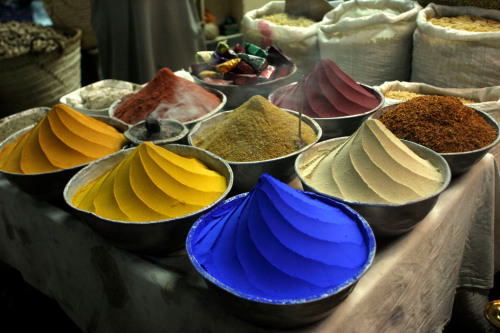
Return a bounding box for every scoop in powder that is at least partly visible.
[189,173,372,301]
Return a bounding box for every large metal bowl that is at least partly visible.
[0,115,129,206]
[60,79,143,116]
[295,137,451,238]
[188,109,322,193]
[63,144,234,255]
[371,104,500,177]
[124,118,189,146]
[269,82,385,140]
[109,86,227,129]
[0,106,49,142]
[186,191,376,329]
[191,65,298,110]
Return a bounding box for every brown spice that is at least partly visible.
[379,95,497,153]
[193,95,318,162]
[113,68,221,125]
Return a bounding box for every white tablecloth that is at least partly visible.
[0,154,498,332]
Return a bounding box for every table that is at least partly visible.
[0,154,498,332]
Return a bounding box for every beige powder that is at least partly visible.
[300,119,443,204]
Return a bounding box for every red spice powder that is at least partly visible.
[379,95,497,153]
[113,68,221,125]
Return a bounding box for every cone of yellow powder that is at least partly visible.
[0,104,129,174]
[64,142,233,254]
[0,104,129,204]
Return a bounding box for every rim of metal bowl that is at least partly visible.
[186,190,376,305]
[108,86,227,126]
[294,136,452,208]
[187,109,323,165]
[124,118,189,145]
[439,108,500,157]
[190,64,298,88]
[0,116,129,177]
[63,143,234,225]
[268,82,385,120]
[369,103,500,157]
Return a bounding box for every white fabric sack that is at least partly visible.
[241,1,325,76]
[318,0,421,86]
[411,4,500,88]
[376,81,500,123]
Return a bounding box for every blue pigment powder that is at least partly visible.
[189,174,373,301]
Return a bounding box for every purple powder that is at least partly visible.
[189,174,373,302]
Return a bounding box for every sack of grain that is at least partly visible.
[417,1,500,10]
[318,0,421,86]
[411,4,500,88]
[241,1,328,76]
[0,23,81,117]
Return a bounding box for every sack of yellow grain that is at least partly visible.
[411,4,500,88]
[417,1,500,10]
[318,0,422,86]
[241,1,331,76]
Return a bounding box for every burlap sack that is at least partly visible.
[241,1,327,76]
[318,0,421,86]
[411,4,500,88]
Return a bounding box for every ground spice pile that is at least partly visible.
[379,95,497,153]
[193,95,317,162]
[113,68,221,125]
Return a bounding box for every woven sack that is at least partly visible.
[241,1,326,76]
[318,0,422,86]
[411,4,500,88]
[42,0,96,50]
[0,28,81,117]
[417,1,500,10]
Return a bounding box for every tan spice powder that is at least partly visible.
[193,95,317,162]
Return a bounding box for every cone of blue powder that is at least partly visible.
[187,173,376,303]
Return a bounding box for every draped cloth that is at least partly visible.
[89,0,205,84]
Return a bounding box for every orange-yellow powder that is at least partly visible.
[0,104,129,174]
[72,142,227,222]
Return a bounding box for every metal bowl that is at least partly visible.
[0,116,129,206]
[186,191,376,328]
[371,104,500,176]
[124,118,189,146]
[108,86,227,129]
[0,106,49,142]
[60,79,142,116]
[269,82,385,141]
[191,65,298,110]
[295,137,451,238]
[188,109,322,193]
[63,144,234,255]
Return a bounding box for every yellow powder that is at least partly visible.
[0,104,128,174]
[72,142,227,222]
